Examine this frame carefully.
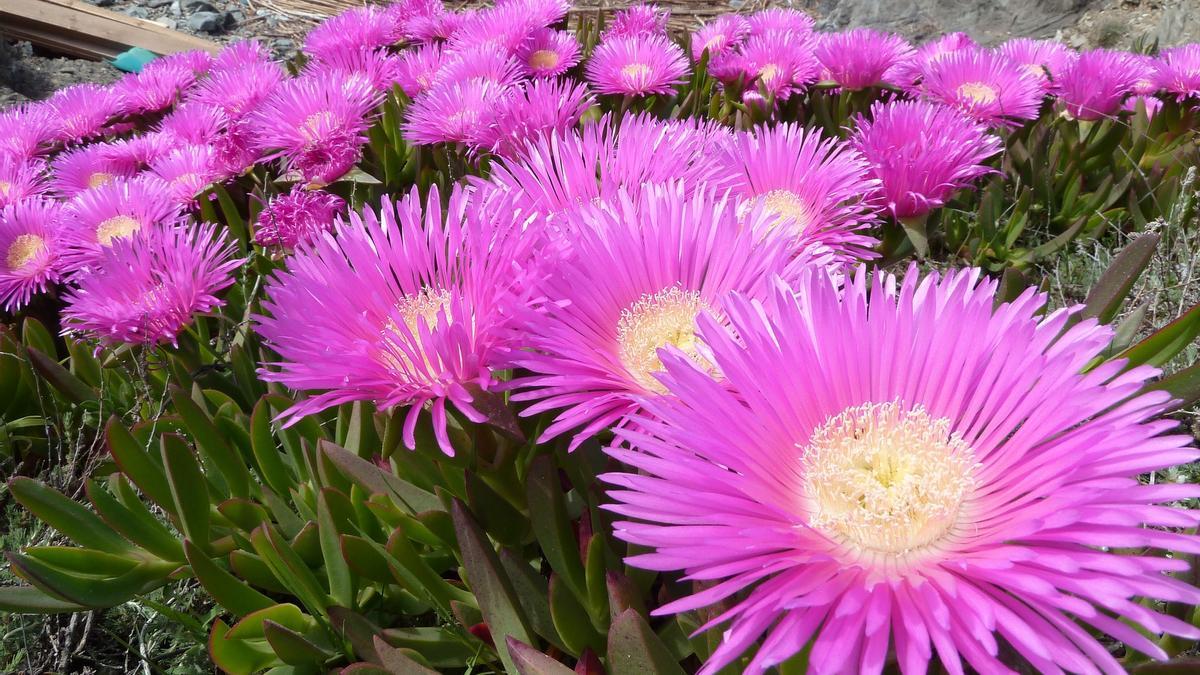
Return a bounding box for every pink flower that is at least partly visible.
[446,5,541,55]
[62,223,241,346]
[997,38,1078,91]
[211,40,271,71]
[0,198,63,310]
[852,98,1002,219]
[477,78,594,158]
[154,103,227,147]
[1057,48,1143,120]
[51,145,137,198]
[814,28,915,89]
[690,14,749,62]
[249,76,382,185]
[435,47,524,88]
[44,84,125,142]
[602,4,670,39]
[114,58,197,114]
[304,6,402,61]
[148,145,223,205]
[480,114,734,221]
[60,175,181,275]
[892,31,978,87]
[716,123,878,262]
[736,33,820,100]
[515,28,582,79]
[395,43,446,98]
[402,79,511,148]
[746,8,814,38]
[604,265,1200,673]
[191,58,287,119]
[585,34,689,97]
[0,105,61,162]
[303,48,404,94]
[0,157,48,209]
[255,185,540,455]
[507,183,802,450]
[253,187,345,249]
[1155,44,1200,101]
[920,48,1046,126]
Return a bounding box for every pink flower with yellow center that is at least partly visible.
[0,198,63,310]
[604,265,1200,673]
[516,28,582,78]
[256,185,540,455]
[61,223,241,347]
[585,34,689,97]
[919,48,1046,126]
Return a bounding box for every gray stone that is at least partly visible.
[186,10,224,32]
[123,6,149,18]
[183,0,217,12]
[812,0,1099,44]
[147,0,173,8]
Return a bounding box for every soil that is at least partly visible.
[2,0,1200,109]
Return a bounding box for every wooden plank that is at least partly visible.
[0,0,220,60]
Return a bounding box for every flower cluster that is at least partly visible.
[3,2,1200,673]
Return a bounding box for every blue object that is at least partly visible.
[111,47,158,74]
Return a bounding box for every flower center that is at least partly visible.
[759,63,780,84]
[617,287,710,394]
[381,287,452,373]
[760,189,813,232]
[957,81,998,105]
[621,63,652,80]
[95,215,141,246]
[6,233,45,270]
[0,180,11,196]
[88,171,115,189]
[301,111,336,142]
[528,49,560,70]
[801,401,977,561]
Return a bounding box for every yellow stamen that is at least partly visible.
[528,49,560,70]
[88,172,115,189]
[801,401,978,563]
[95,215,141,246]
[0,180,11,196]
[380,288,453,373]
[758,63,780,85]
[760,189,814,233]
[621,63,652,80]
[957,81,999,105]
[617,287,710,394]
[6,233,46,270]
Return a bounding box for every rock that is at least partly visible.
[230,9,245,22]
[123,5,149,18]
[147,0,173,7]
[812,0,1101,43]
[186,11,225,32]
[169,0,182,16]
[90,0,115,6]
[183,0,217,12]
[272,38,294,51]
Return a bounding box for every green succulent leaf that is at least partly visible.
[607,609,685,675]
[172,386,252,498]
[506,637,575,675]
[320,440,441,514]
[451,499,534,673]
[161,433,212,553]
[9,477,133,553]
[0,584,90,613]
[185,539,275,618]
[526,455,587,602]
[1082,233,1160,324]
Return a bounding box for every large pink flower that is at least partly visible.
[1056,48,1144,120]
[585,34,689,97]
[62,223,240,346]
[919,48,1046,126]
[605,265,1200,674]
[0,198,63,310]
[715,122,878,262]
[255,185,540,455]
[852,99,1002,219]
[508,183,804,450]
[1156,44,1200,101]
[814,28,914,89]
